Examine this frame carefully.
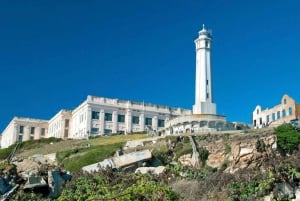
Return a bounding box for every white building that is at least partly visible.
[1,117,48,148]
[48,110,72,139]
[253,94,300,128]
[71,95,191,139]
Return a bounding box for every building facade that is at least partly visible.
[48,110,72,139]
[252,94,300,128]
[1,117,48,148]
[71,95,191,139]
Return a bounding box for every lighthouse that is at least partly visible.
[192,25,216,115]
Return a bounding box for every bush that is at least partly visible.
[275,124,300,154]
[58,169,178,201]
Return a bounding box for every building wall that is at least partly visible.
[70,95,192,139]
[252,94,300,128]
[1,117,48,148]
[48,110,72,139]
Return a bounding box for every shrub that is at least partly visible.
[275,124,300,154]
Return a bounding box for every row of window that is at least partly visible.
[19,126,46,136]
[266,107,293,123]
[92,111,165,126]
[255,107,293,126]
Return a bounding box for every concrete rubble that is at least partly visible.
[0,154,71,200]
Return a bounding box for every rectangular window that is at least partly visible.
[30,127,35,134]
[118,114,125,123]
[105,113,112,121]
[259,118,262,125]
[91,127,99,134]
[277,111,281,119]
[132,116,139,124]
[289,107,293,115]
[266,115,270,123]
[158,119,165,127]
[92,111,100,119]
[41,128,45,136]
[18,135,23,142]
[253,120,256,127]
[104,129,112,135]
[65,119,69,127]
[19,126,24,134]
[272,113,276,121]
[64,129,68,138]
[145,117,152,126]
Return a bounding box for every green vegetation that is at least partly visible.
[198,146,209,166]
[275,123,300,154]
[58,169,178,201]
[57,142,124,172]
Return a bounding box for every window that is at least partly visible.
[266,115,270,123]
[30,135,34,140]
[92,111,99,119]
[282,109,286,118]
[205,40,208,47]
[284,99,287,104]
[19,126,24,134]
[145,117,152,126]
[253,120,256,127]
[65,119,69,127]
[206,93,209,99]
[118,114,125,123]
[132,116,139,124]
[91,127,99,134]
[272,113,276,121]
[259,118,262,125]
[105,113,112,121]
[158,119,165,127]
[104,129,112,135]
[289,107,293,115]
[41,128,45,136]
[257,109,259,114]
[64,129,68,137]
[18,135,23,142]
[277,111,281,119]
[30,127,35,134]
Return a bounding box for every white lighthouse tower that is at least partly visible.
[193,25,216,115]
[163,25,226,135]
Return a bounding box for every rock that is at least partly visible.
[292,188,300,201]
[135,166,166,175]
[178,154,193,167]
[275,183,295,199]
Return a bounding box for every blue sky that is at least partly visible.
[1,0,300,131]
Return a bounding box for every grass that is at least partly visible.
[59,142,124,172]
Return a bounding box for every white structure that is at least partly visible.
[1,117,48,148]
[253,94,300,128]
[163,25,226,134]
[71,95,191,139]
[48,110,72,139]
[193,25,216,115]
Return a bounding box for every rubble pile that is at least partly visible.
[0,154,71,200]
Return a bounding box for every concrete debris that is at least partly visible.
[82,149,152,173]
[0,154,71,200]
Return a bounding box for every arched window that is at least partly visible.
[284,99,287,104]
[289,107,293,115]
[282,109,286,118]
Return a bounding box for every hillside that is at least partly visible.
[1,125,300,200]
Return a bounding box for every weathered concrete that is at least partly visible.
[82,149,152,173]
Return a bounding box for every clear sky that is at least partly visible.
[1,0,300,131]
